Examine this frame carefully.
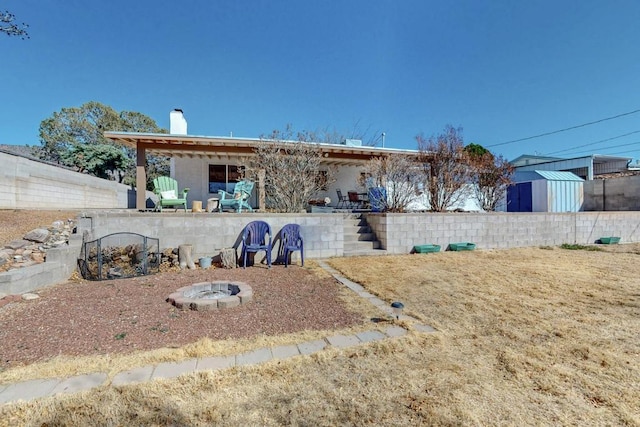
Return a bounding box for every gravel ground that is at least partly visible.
[0,210,366,370]
[0,265,363,369]
[0,210,81,245]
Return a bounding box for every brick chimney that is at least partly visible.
[170,109,187,135]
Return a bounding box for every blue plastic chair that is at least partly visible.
[281,223,304,268]
[241,221,272,268]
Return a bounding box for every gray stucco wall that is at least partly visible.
[365,211,640,254]
[584,177,640,211]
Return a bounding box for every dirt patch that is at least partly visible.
[0,265,366,370]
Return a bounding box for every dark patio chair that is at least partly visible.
[280,223,304,267]
[348,191,363,209]
[336,189,349,209]
[241,220,272,268]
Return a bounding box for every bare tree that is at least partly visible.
[361,154,425,212]
[469,151,514,211]
[1,10,29,38]
[417,125,473,212]
[244,126,335,213]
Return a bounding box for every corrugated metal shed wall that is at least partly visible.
[546,179,584,212]
[513,171,584,212]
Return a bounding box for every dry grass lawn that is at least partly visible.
[1,239,639,425]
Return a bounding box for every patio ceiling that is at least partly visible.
[104,131,418,166]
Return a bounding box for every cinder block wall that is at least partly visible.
[80,211,346,260]
[0,152,134,209]
[365,212,640,254]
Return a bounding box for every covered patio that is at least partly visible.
[104,131,414,212]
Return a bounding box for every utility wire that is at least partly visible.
[545,130,640,155]
[558,140,640,157]
[487,108,640,148]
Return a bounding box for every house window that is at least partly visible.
[208,165,240,193]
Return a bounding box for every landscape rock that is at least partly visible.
[5,239,30,250]
[31,252,45,263]
[24,228,51,243]
[0,218,78,273]
[21,293,40,300]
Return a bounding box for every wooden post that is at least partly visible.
[258,169,266,211]
[136,144,147,211]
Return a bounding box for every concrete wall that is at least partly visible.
[79,211,346,260]
[584,177,640,211]
[0,235,82,294]
[365,211,640,254]
[0,152,135,209]
[5,210,640,294]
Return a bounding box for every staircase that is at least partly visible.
[343,213,386,256]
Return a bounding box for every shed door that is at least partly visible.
[507,182,533,212]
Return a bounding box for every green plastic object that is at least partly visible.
[448,242,476,251]
[413,244,441,253]
[598,236,620,244]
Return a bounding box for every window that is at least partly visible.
[208,165,241,193]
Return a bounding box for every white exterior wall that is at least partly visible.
[325,165,364,206]
[174,158,366,209]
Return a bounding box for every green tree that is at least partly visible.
[1,9,28,38]
[38,101,168,187]
[60,143,130,180]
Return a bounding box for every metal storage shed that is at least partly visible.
[507,170,584,212]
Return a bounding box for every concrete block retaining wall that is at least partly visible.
[0,236,82,294]
[80,211,346,260]
[365,211,640,254]
[4,210,640,295]
[0,151,135,209]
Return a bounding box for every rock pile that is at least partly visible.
[0,219,76,273]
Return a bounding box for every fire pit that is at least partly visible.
[167,281,252,311]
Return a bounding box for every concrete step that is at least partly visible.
[344,240,381,251]
[343,248,387,257]
[344,232,376,241]
[343,218,367,227]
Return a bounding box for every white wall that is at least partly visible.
[174,158,366,209]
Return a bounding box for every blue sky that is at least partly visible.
[2,0,640,161]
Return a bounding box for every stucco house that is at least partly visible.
[105,110,420,211]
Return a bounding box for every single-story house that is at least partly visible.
[105,110,419,211]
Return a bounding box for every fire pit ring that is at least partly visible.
[167,281,253,311]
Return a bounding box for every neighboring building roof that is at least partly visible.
[104,131,419,166]
[510,154,563,167]
[512,154,631,180]
[513,170,584,182]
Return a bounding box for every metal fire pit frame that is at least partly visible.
[77,232,160,280]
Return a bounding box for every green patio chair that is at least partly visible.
[152,176,189,212]
[218,180,254,213]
